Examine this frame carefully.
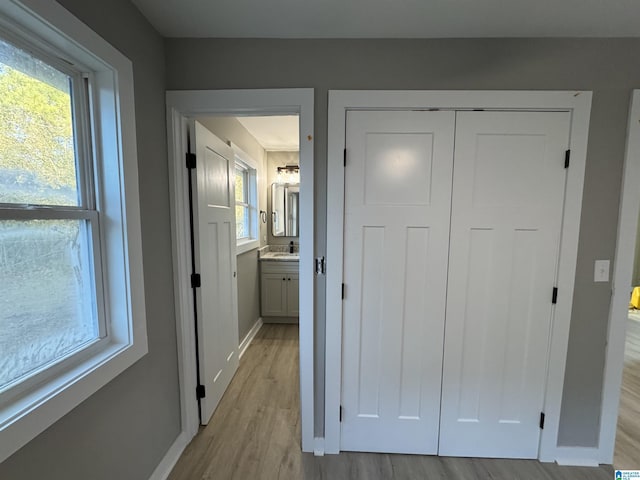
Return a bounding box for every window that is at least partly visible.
[232,144,259,254]
[235,165,250,240]
[0,34,104,394]
[0,0,146,463]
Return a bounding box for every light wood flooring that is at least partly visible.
[613,316,640,469]
[169,324,616,479]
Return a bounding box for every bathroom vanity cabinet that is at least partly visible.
[260,260,299,320]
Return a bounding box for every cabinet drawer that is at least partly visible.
[260,261,299,275]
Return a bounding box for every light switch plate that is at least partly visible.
[594,260,610,282]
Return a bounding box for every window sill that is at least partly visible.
[0,336,147,461]
[237,238,259,255]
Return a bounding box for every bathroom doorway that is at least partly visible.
[600,90,640,468]
[194,114,302,336]
[166,89,315,452]
[613,207,640,468]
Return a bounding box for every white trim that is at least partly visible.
[166,89,315,451]
[239,318,263,359]
[554,447,600,467]
[231,141,260,170]
[147,432,189,480]
[0,0,147,463]
[231,140,261,254]
[325,90,592,458]
[314,437,325,456]
[236,238,260,255]
[599,90,640,465]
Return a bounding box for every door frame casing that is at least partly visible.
[325,90,592,461]
[166,89,315,451]
[598,90,640,464]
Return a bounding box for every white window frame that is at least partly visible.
[0,0,146,463]
[231,143,260,254]
[235,164,251,239]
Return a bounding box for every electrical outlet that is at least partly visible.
[594,260,610,282]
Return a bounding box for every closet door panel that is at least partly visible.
[439,111,571,458]
[340,110,455,454]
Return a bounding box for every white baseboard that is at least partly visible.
[554,446,600,467]
[148,431,189,480]
[239,318,263,359]
[314,437,325,456]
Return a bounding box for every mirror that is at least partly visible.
[271,183,299,237]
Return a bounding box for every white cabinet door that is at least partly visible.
[439,111,571,458]
[287,274,299,317]
[191,121,240,425]
[341,110,455,454]
[261,262,299,317]
[261,273,287,316]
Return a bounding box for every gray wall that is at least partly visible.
[236,249,261,340]
[0,1,181,479]
[196,117,267,341]
[166,38,639,447]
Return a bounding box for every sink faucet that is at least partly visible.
[289,241,294,254]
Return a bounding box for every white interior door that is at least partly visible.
[439,111,571,458]
[191,121,240,425]
[341,110,455,454]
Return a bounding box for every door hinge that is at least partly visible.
[196,384,206,399]
[342,283,345,300]
[315,256,326,275]
[564,150,571,169]
[340,405,343,422]
[539,412,545,429]
[343,148,347,167]
[186,152,197,169]
[552,287,558,304]
[191,273,201,288]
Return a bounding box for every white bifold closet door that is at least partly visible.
[340,109,571,458]
[438,111,571,458]
[340,110,455,454]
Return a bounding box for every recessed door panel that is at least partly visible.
[364,133,434,206]
[357,225,385,417]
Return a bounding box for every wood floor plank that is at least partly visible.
[169,324,618,480]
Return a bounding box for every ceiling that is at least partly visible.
[131,0,640,38]
[236,116,299,151]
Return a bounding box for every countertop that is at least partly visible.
[259,252,300,261]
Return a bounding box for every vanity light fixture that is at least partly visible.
[276,164,300,184]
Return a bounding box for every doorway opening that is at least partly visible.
[600,90,640,467]
[189,114,302,425]
[611,91,640,468]
[613,211,640,467]
[166,89,314,453]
